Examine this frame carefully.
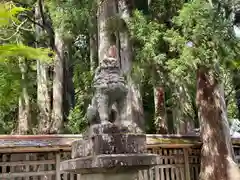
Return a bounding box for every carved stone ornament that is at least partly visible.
[60,46,159,175]
[86,45,132,132]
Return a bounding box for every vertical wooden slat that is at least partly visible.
[149,167,153,180]
[25,154,30,180]
[170,149,175,180]
[179,149,185,180]
[9,154,15,180]
[183,148,190,180]
[138,170,144,180]
[2,154,7,180]
[175,150,180,180]
[39,153,46,180]
[154,148,160,180]
[32,153,38,180]
[63,173,68,180]
[70,173,75,180]
[47,153,53,180]
[160,149,164,180]
[56,153,61,180]
[143,169,148,180]
[164,149,170,180]
[77,174,81,180]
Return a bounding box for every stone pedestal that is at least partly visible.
[60,123,159,178]
[81,173,137,180]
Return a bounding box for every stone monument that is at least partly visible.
[60,46,159,180]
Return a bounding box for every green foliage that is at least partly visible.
[0,2,26,26]
[165,0,239,73]
[46,0,93,39]
[0,44,52,62]
[66,36,93,130]
[164,0,240,121]
[0,60,21,134]
[0,1,52,133]
[1,0,240,135]
[128,10,166,84]
[0,2,52,61]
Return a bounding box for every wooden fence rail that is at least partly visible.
[0,134,238,180]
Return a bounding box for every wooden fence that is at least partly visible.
[0,134,239,180]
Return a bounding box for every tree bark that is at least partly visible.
[17,58,31,134]
[35,0,51,134]
[63,44,75,123]
[196,67,240,180]
[118,0,145,133]
[97,0,117,62]
[50,31,64,134]
[90,2,98,72]
[154,86,168,134]
[232,69,240,119]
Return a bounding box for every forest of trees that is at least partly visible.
[1,0,240,179]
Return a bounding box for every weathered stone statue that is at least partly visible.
[86,45,137,133]
[86,53,128,126]
[60,46,159,179]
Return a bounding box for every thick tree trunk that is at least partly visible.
[97,0,117,62]
[118,0,145,133]
[196,67,240,180]
[50,31,64,134]
[35,0,51,134]
[154,86,168,134]
[17,59,31,134]
[63,45,75,122]
[232,69,240,119]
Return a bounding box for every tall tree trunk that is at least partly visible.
[50,31,64,134]
[232,69,240,119]
[97,0,116,62]
[90,3,98,72]
[17,58,31,134]
[63,44,75,124]
[196,67,240,180]
[35,0,51,134]
[90,33,98,72]
[154,86,168,134]
[118,0,145,133]
[174,85,195,134]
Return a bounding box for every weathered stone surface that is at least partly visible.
[80,172,137,180]
[72,134,146,158]
[61,47,159,176]
[61,154,160,174]
[86,55,128,127]
[87,123,122,137]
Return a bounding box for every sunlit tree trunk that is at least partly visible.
[154,86,168,134]
[174,85,195,134]
[17,58,31,134]
[63,44,75,124]
[118,0,145,132]
[50,31,64,134]
[196,67,240,180]
[232,69,240,119]
[90,2,98,72]
[97,0,116,62]
[35,0,51,133]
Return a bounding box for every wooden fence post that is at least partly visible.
[183,148,191,180]
[56,152,61,180]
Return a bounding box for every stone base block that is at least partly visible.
[71,134,146,158]
[80,172,137,180]
[61,154,159,174]
[86,123,137,137]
